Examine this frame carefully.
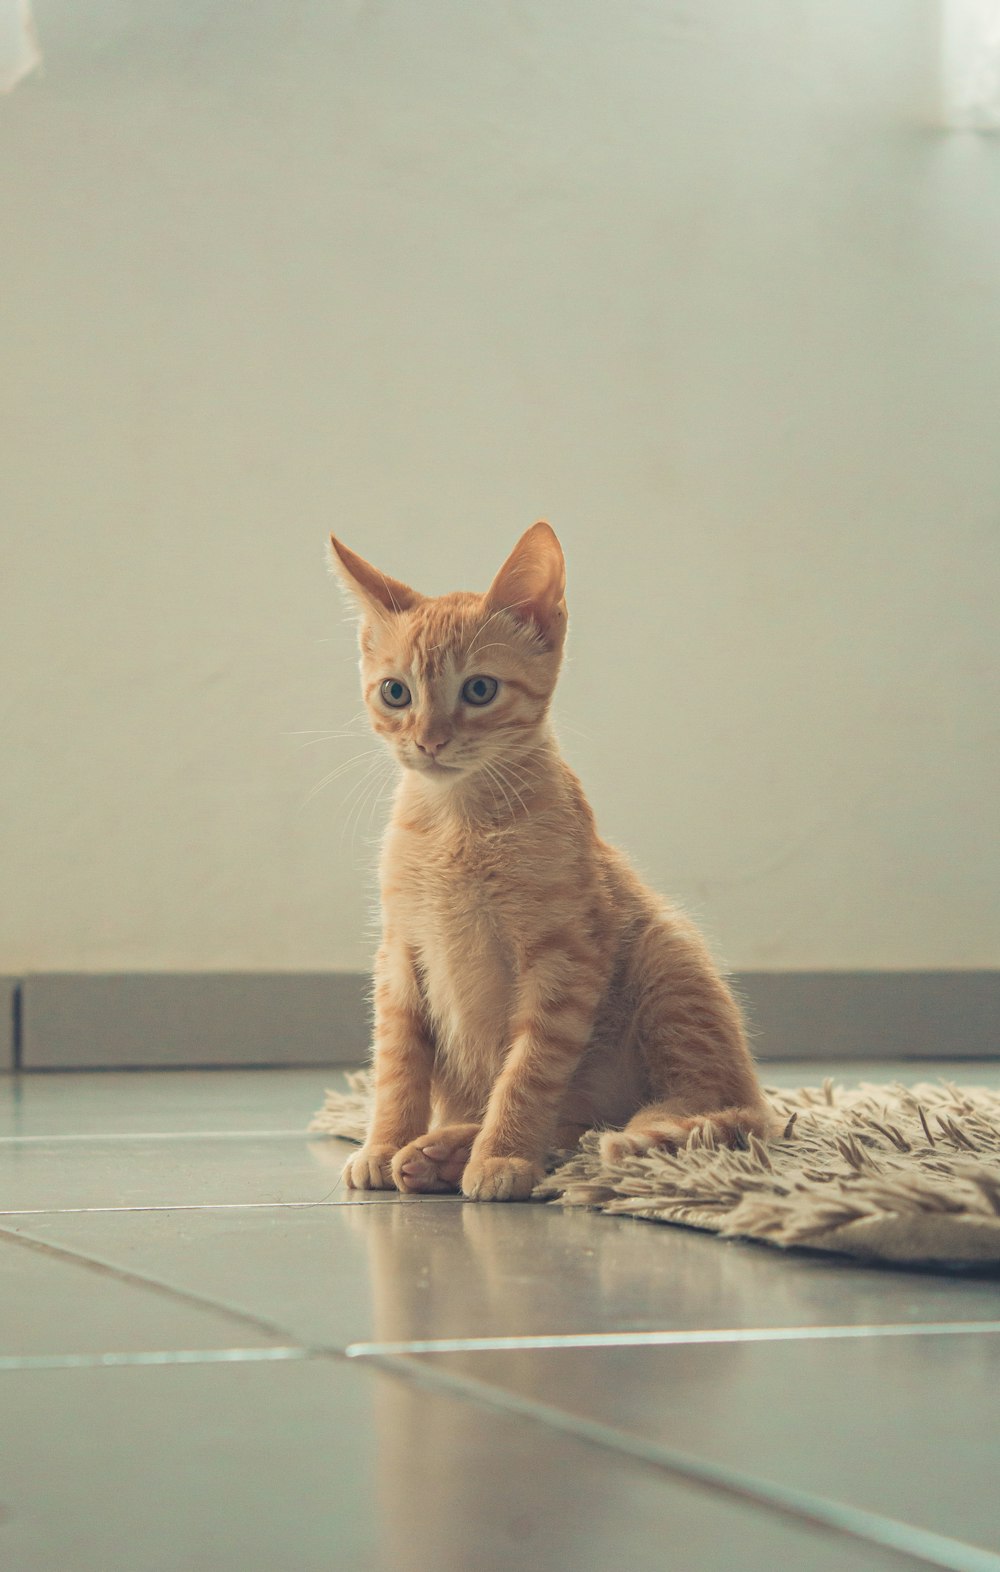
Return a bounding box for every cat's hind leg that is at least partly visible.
[598,915,779,1164]
[599,1099,780,1163]
[391,1124,480,1194]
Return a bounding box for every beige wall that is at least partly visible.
[1,1,998,974]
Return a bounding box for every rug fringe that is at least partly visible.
[309,1075,1000,1268]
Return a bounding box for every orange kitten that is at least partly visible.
[330,522,777,1202]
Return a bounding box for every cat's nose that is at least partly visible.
[415,733,451,757]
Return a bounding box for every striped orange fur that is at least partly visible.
[330,522,777,1201]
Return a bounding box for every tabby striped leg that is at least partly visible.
[462,961,603,1201]
[343,943,434,1190]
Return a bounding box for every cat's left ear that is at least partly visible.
[485,521,567,648]
[328,535,425,621]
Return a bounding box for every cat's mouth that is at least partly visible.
[407,754,463,776]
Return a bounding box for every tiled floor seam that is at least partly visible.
[359,1351,1000,1572]
[0,1203,348,1217]
[0,1224,314,1351]
[0,1196,445,1216]
[0,1130,319,1143]
[0,1347,316,1372]
[344,1322,1000,1356]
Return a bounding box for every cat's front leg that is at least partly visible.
[462,957,604,1202]
[343,942,434,1191]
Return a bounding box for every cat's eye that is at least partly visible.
[380,678,411,709]
[462,676,499,707]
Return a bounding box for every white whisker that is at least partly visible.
[500,769,538,799]
[465,607,506,660]
[481,760,517,826]
[304,749,383,805]
[491,759,531,817]
[293,731,369,749]
[351,763,396,853]
[465,598,532,661]
[479,765,503,822]
[286,710,368,747]
[338,759,389,848]
[460,642,511,662]
[555,720,594,743]
[377,571,407,620]
[362,768,397,843]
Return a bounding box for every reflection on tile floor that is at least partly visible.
[1,1062,998,1571]
[410,1334,1000,1550]
[3,1359,919,1572]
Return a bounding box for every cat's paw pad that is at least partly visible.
[342,1145,398,1190]
[461,1155,543,1202]
[391,1125,478,1194]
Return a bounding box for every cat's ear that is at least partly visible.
[328,535,424,621]
[485,521,566,646]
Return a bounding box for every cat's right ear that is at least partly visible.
[485,521,567,647]
[328,535,424,623]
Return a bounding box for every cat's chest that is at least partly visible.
[385,827,516,1050]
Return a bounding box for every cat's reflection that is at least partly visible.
[333,1194,624,1568]
[362,1344,662,1570]
[308,1135,936,1565]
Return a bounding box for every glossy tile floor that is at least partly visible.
[2,1062,999,1572]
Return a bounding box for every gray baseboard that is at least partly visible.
[737,971,999,1062]
[0,978,18,1071]
[3,970,997,1071]
[17,972,369,1070]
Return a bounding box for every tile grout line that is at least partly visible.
[0,1347,317,1372]
[0,1203,349,1217]
[361,1351,1000,1572]
[3,1215,998,1363]
[0,1224,315,1351]
[344,1321,1000,1357]
[0,1130,334,1144]
[0,1197,444,1215]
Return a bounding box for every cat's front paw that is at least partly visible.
[342,1144,398,1190]
[461,1154,544,1202]
[392,1124,479,1194]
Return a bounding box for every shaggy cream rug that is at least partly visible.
[310,1073,1000,1268]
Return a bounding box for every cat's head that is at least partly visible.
[328,522,567,783]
